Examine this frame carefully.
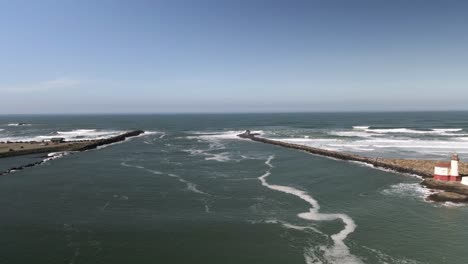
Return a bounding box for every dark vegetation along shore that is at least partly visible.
[0,130,144,175]
[238,131,468,203]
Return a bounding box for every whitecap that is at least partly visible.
[352,126,370,130]
[0,129,126,143]
[432,128,463,132]
[7,123,32,127]
[360,245,425,264]
[273,136,468,159]
[43,151,71,162]
[56,129,124,141]
[381,183,435,199]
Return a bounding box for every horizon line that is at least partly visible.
[1,109,468,116]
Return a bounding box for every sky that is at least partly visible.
[0,0,467,114]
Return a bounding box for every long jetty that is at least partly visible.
[0,130,145,159]
[76,130,145,151]
[238,132,432,178]
[238,131,468,203]
[0,130,145,176]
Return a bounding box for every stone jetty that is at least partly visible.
[0,130,145,175]
[238,131,468,203]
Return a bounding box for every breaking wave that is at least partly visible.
[258,156,363,264]
[350,126,464,135]
[7,123,32,127]
[274,136,468,158]
[56,129,124,140]
[0,129,126,142]
[381,183,435,200]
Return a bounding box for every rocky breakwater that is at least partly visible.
[238,131,432,177]
[238,131,468,203]
[422,178,468,203]
[0,130,145,176]
[76,130,145,151]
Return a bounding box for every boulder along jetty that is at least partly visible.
[238,131,468,203]
[0,130,145,175]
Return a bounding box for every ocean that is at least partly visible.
[0,112,467,264]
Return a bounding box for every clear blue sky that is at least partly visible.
[1,0,467,113]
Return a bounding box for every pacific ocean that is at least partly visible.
[0,112,467,264]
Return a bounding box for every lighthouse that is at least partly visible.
[433,153,461,182]
[450,153,460,180]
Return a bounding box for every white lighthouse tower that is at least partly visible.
[451,153,459,177]
[433,153,461,182]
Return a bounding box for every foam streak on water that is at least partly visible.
[258,156,363,264]
[121,162,206,195]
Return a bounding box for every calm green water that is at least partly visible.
[0,112,468,264]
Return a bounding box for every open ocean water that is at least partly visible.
[0,112,468,264]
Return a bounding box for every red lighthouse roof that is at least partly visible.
[435,161,451,168]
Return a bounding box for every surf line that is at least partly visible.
[259,155,363,263]
[238,132,432,178]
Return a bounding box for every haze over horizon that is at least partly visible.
[1,0,467,114]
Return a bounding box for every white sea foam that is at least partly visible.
[442,202,467,207]
[184,131,253,162]
[168,173,206,194]
[275,136,468,158]
[0,128,127,143]
[346,126,465,137]
[121,162,206,195]
[258,156,363,264]
[432,128,463,132]
[261,219,324,234]
[352,126,370,130]
[204,152,232,162]
[190,130,264,140]
[96,131,159,150]
[56,129,124,140]
[140,131,162,136]
[183,146,234,162]
[329,131,379,138]
[43,151,71,162]
[7,123,32,127]
[381,183,434,199]
[364,127,464,135]
[200,198,212,213]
